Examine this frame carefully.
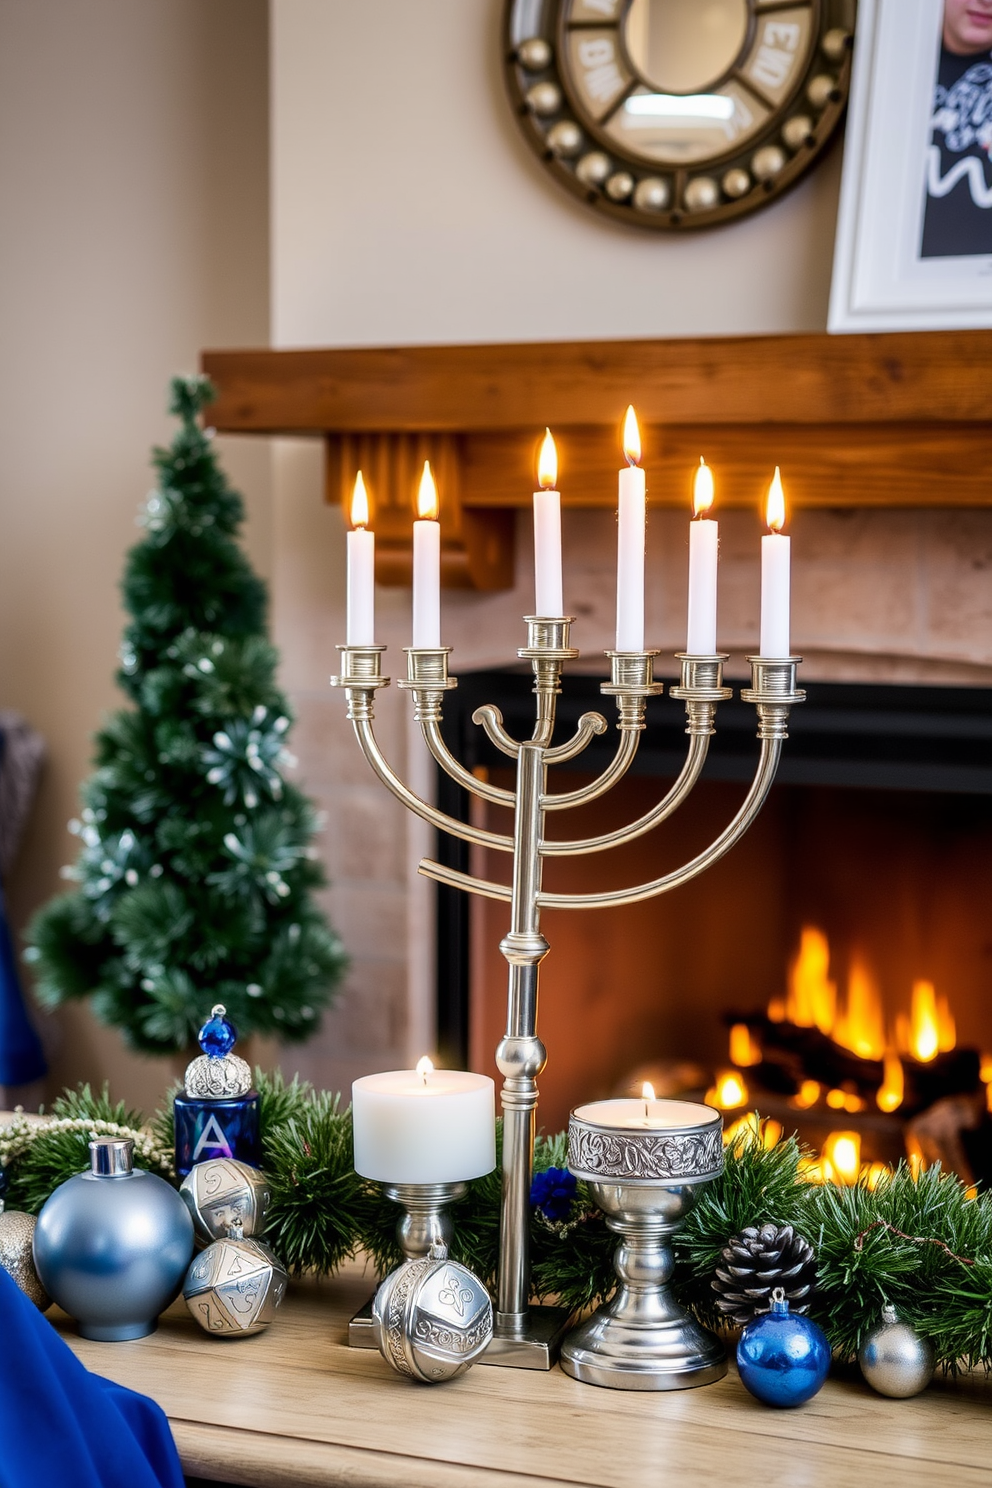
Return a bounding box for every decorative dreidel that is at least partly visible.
[372,1241,494,1383]
[182,1220,288,1339]
[174,1004,261,1180]
[180,1157,272,1246]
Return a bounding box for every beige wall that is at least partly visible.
[0,0,271,1109]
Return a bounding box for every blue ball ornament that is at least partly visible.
[737,1288,831,1407]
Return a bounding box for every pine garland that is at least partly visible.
[4,1082,992,1370]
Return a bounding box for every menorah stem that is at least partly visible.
[495,741,549,1326]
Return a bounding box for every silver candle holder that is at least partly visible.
[561,1101,726,1390]
[332,619,803,1369]
[348,1180,467,1347]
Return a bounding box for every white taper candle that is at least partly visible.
[686,458,718,655]
[616,406,645,652]
[412,461,441,648]
[534,428,563,617]
[346,470,375,645]
[760,467,791,657]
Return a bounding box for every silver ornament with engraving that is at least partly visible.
[0,1206,51,1310]
[183,1051,252,1099]
[180,1158,271,1245]
[858,1304,935,1398]
[182,1225,288,1338]
[372,1243,493,1383]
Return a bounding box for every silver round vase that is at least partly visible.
[33,1136,195,1341]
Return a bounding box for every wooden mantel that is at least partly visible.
[202,330,992,590]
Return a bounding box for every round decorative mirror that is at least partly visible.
[503,0,855,229]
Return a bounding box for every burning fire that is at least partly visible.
[821,1130,861,1185]
[706,1069,748,1110]
[723,1112,783,1150]
[765,927,959,1116]
[729,1023,760,1068]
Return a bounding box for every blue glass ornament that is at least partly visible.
[737,1288,831,1407]
[198,1006,237,1058]
[173,1002,261,1180]
[33,1137,194,1341]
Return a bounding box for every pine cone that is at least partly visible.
[712,1222,816,1326]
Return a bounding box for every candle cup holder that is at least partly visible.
[348,1180,468,1347]
[560,1103,726,1391]
[332,608,802,1367]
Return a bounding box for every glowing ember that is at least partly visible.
[822,1130,861,1185]
[729,1023,760,1068]
[876,1049,904,1113]
[790,1079,821,1110]
[706,1070,748,1110]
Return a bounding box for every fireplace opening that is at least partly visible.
[435,676,992,1185]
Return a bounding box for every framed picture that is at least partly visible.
[829,0,992,331]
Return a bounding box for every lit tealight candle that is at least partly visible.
[572,1095,721,1134]
[352,1058,496,1184]
[760,467,791,658]
[346,471,375,645]
[686,458,718,655]
[412,460,441,648]
[616,406,646,652]
[534,429,563,617]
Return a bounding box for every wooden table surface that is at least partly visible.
[56,1264,992,1488]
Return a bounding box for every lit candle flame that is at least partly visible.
[416,460,439,521]
[538,428,558,489]
[693,457,714,518]
[641,1080,655,1119]
[622,405,641,466]
[765,467,786,533]
[350,470,370,529]
[416,1055,434,1085]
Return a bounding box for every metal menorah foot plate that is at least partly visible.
[475,1305,576,1370]
[348,1296,378,1348]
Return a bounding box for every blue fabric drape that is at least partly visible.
[0,884,45,1085]
[0,1265,184,1488]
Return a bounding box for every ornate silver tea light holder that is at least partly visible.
[561,1098,726,1390]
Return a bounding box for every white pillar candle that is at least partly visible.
[352,1059,496,1184]
[346,470,375,645]
[686,458,718,655]
[574,1092,722,1133]
[760,467,791,657]
[534,428,563,617]
[412,461,441,648]
[616,405,645,652]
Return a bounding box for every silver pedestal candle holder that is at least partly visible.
[560,1102,726,1390]
[332,622,803,1369]
[349,1180,468,1347]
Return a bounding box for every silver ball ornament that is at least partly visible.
[575,152,611,187]
[546,120,582,158]
[183,1233,288,1338]
[632,177,670,213]
[752,146,787,182]
[526,81,561,117]
[180,1158,271,1245]
[516,37,552,71]
[859,1305,935,1398]
[372,1245,493,1383]
[605,170,634,202]
[722,168,751,199]
[0,1210,51,1310]
[684,176,720,213]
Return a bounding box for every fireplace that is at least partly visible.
[435,675,992,1181]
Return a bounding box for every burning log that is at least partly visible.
[724,1011,981,1118]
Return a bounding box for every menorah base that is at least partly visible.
[476,1305,575,1370]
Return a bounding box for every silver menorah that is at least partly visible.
[332,619,803,1368]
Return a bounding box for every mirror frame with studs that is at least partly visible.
[503,0,856,230]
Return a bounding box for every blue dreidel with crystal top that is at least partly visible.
[174,1004,261,1180]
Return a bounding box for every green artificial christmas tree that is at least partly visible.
[27,376,347,1054]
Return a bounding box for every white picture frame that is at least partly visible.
[829,0,992,332]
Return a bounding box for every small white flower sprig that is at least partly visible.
[0,1109,174,1179]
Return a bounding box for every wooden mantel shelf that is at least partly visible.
[59,1268,992,1488]
[201,331,992,590]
